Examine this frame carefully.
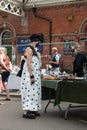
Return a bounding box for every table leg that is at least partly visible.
[44,100,54,113]
[65,104,72,120]
[64,104,87,120]
[44,88,63,115]
[44,88,54,113]
[44,101,50,113]
[57,104,63,117]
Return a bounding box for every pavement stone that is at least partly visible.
[0,99,87,130]
[0,90,87,130]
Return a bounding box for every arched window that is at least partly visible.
[85,26,87,37]
[2,30,11,45]
[1,30,12,61]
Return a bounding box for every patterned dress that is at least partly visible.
[20,55,41,111]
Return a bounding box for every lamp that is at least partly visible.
[3,23,6,28]
[67,15,73,22]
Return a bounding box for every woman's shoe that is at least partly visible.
[23,114,27,118]
[23,112,36,119]
[32,111,40,116]
[5,98,11,101]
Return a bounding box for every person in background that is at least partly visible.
[0,47,12,100]
[20,33,44,119]
[49,47,61,73]
[73,46,86,77]
[0,73,3,105]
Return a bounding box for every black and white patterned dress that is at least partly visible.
[20,55,41,111]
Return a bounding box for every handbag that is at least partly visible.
[16,59,25,77]
[16,45,37,77]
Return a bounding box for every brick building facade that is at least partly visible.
[0,1,87,71]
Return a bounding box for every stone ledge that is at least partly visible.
[0,90,21,98]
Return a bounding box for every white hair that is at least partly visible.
[52,47,58,51]
[0,47,7,54]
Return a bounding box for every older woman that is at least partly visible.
[0,47,12,100]
[20,33,44,119]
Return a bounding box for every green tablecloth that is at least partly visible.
[42,79,87,106]
[55,80,87,105]
[41,79,61,90]
[41,79,61,100]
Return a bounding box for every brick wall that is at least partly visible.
[0,2,87,71]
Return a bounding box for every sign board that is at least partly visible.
[18,38,29,53]
[64,40,73,55]
[18,38,43,53]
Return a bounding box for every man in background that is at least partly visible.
[73,46,86,77]
[49,47,61,73]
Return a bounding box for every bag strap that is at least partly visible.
[28,45,37,56]
[20,59,25,71]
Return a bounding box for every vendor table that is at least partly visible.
[55,80,87,105]
[41,79,62,115]
[56,80,87,119]
[42,79,87,119]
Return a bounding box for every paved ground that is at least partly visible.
[0,92,87,130]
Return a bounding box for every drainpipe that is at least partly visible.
[32,6,52,55]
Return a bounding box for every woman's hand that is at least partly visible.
[30,75,35,85]
[30,78,35,85]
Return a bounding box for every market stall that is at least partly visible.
[42,78,87,119]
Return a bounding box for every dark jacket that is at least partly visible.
[73,52,86,77]
[51,54,59,69]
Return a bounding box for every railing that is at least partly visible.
[0,0,86,16]
[0,0,24,16]
[28,0,44,2]
[28,0,43,1]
